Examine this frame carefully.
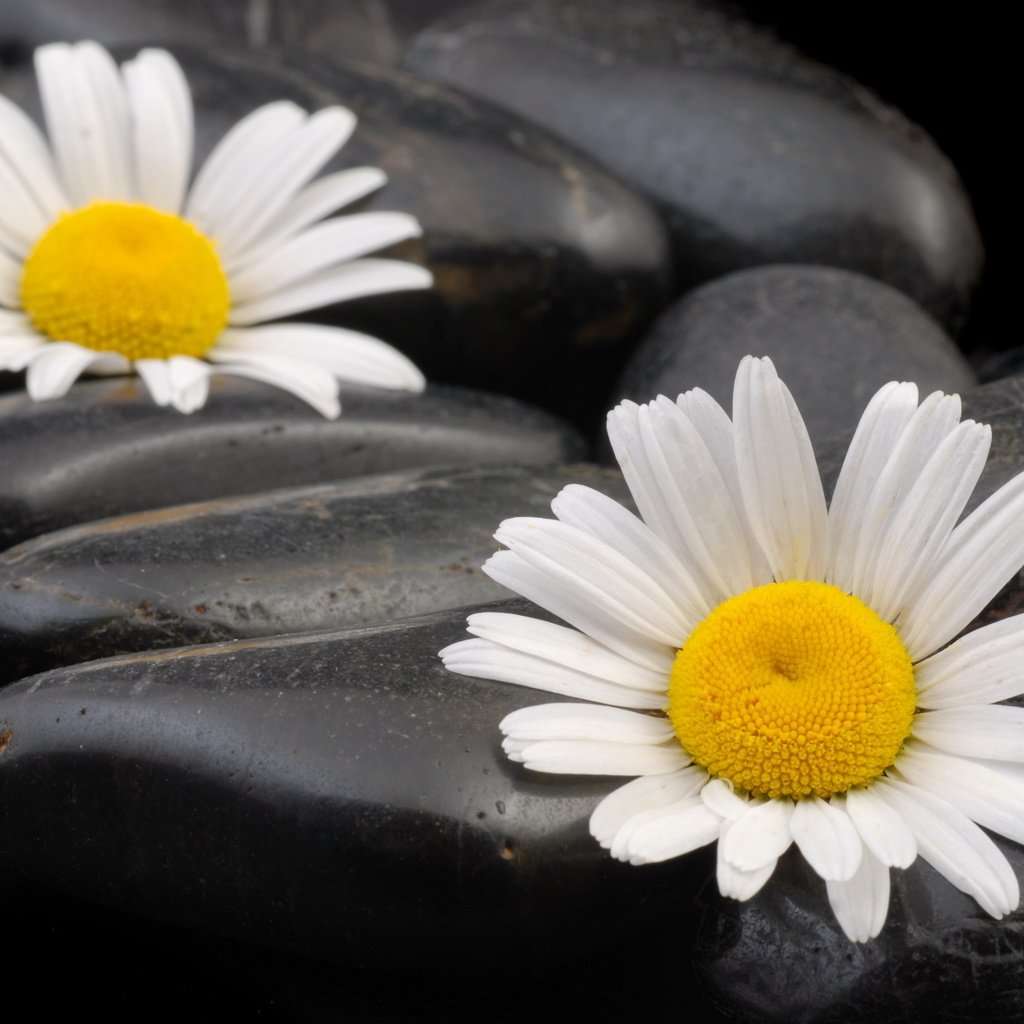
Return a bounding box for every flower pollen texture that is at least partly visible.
[21,201,229,360]
[668,580,916,800]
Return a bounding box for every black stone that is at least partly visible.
[1,43,672,428]
[0,0,473,67]
[611,265,976,458]
[0,463,627,682]
[406,0,982,331]
[0,601,710,972]
[0,377,584,549]
[2,880,727,1022]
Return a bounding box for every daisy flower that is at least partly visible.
[0,41,431,417]
[441,356,1024,942]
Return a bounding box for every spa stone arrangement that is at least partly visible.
[0,3,1018,1021]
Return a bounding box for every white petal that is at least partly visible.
[875,777,1019,918]
[620,800,723,865]
[0,334,46,369]
[122,48,193,211]
[223,167,387,272]
[35,41,132,205]
[719,797,794,871]
[866,420,990,623]
[606,796,700,860]
[916,613,1024,708]
[704,783,783,898]
[898,470,1024,659]
[227,212,422,305]
[825,847,891,942]
[732,355,828,582]
[165,355,211,413]
[605,400,689,553]
[912,705,1024,761]
[645,395,765,599]
[439,637,666,710]
[480,550,674,673]
[0,309,33,333]
[549,483,708,622]
[844,390,962,604]
[204,106,356,260]
[213,324,424,392]
[605,396,759,604]
[186,101,306,236]
[981,759,1024,784]
[24,342,118,399]
[0,247,24,307]
[500,703,674,744]
[0,142,53,251]
[222,106,356,257]
[205,354,340,418]
[789,796,863,881]
[894,743,1024,845]
[460,612,671,693]
[827,381,919,591]
[505,737,689,776]
[228,258,432,326]
[675,387,774,586]
[700,777,755,822]
[836,789,916,868]
[590,766,708,848]
[0,93,69,222]
[494,517,693,647]
[717,820,778,901]
[134,358,173,406]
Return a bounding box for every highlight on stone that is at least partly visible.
[441,355,1024,943]
[0,40,430,416]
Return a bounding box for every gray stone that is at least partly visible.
[406,0,983,331]
[0,463,627,682]
[611,265,975,458]
[0,377,584,549]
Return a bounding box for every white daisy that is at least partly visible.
[441,355,1024,942]
[0,41,431,417]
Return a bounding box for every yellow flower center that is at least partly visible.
[668,580,915,800]
[20,201,230,360]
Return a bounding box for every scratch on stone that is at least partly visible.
[92,560,172,601]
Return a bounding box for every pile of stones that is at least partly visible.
[0,2,1018,1020]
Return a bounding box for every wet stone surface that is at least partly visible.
[406,0,983,331]
[0,377,584,550]
[612,265,976,458]
[0,464,628,683]
[0,601,709,973]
